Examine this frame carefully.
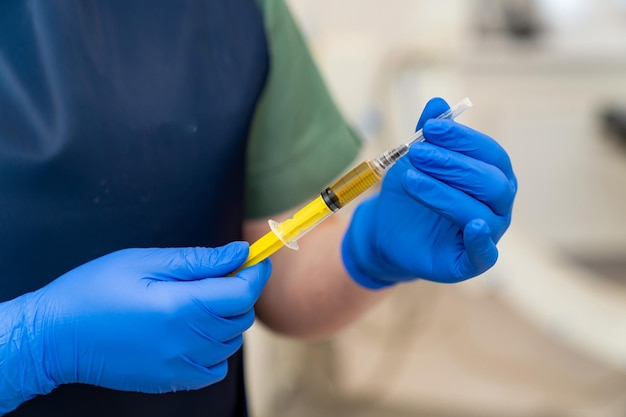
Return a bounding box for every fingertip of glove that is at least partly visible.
[206,361,229,384]
[423,118,454,138]
[224,241,250,258]
[179,242,249,278]
[424,97,450,114]
[234,258,272,284]
[463,219,498,270]
[258,258,273,281]
[466,218,490,234]
[408,142,439,164]
[416,97,451,131]
[213,241,250,267]
[401,169,433,198]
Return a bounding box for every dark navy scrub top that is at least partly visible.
[0,0,360,416]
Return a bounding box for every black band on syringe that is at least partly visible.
[321,187,341,212]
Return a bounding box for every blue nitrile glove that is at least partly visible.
[0,242,270,415]
[342,97,517,289]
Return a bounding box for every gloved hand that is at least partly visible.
[342,97,517,289]
[0,242,270,414]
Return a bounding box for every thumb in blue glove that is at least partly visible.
[0,242,271,414]
[342,97,517,289]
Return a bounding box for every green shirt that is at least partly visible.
[246,0,362,218]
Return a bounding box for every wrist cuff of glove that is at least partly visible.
[341,215,395,291]
[0,294,58,414]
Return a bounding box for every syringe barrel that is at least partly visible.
[270,195,333,249]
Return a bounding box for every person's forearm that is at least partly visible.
[254,214,387,340]
[0,294,56,415]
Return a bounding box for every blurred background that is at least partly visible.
[246,0,626,416]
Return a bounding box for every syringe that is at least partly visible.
[235,98,473,272]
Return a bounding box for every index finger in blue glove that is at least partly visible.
[137,242,250,282]
[415,97,451,131]
[423,119,517,190]
[187,258,272,317]
[402,169,508,241]
[408,143,515,216]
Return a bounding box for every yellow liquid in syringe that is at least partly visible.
[233,161,383,274]
[325,160,382,208]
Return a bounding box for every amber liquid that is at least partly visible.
[327,161,383,208]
